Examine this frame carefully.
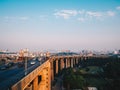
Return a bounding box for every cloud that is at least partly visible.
[107,11,115,16]
[4,16,29,20]
[54,8,116,21]
[85,11,115,20]
[4,16,15,19]
[54,12,69,19]
[84,11,104,21]
[19,16,29,20]
[39,15,48,21]
[77,17,85,22]
[39,15,47,18]
[62,10,77,16]
[86,11,102,17]
[78,10,85,14]
[4,16,9,19]
[116,6,120,10]
[54,10,77,19]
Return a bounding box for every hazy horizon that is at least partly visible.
[0,0,120,52]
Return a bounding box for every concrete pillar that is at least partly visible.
[68,58,70,67]
[74,58,77,66]
[67,58,69,68]
[56,60,58,74]
[60,59,64,70]
[65,58,67,68]
[71,58,73,68]
[76,58,78,64]
[79,58,81,63]
[81,57,83,60]
[51,62,54,81]
[73,58,75,67]
[72,58,74,67]
[62,59,64,69]
[77,58,79,64]
[63,59,65,69]
[33,76,38,90]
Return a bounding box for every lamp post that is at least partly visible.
[24,48,28,76]
[25,56,27,75]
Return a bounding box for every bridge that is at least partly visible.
[11,55,109,90]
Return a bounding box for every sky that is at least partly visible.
[0,0,120,52]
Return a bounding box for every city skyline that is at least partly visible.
[0,0,120,52]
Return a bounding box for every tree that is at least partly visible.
[63,68,85,89]
[104,62,120,78]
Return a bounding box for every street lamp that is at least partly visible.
[24,48,28,76]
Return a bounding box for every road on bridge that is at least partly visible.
[0,58,45,90]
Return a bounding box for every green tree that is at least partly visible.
[104,62,120,78]
[63,68,85,89]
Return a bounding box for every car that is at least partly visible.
[30,61,36,65]
[0,66,7,70]
[17,62,24,68]
[6,62,14,68]
[38,58,42,61]
[33,58,36,60]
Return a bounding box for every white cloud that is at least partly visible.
[86,11,102,17]
[19,16,29,20]
[78,10,85,14]
[85,11,104,21]
[4,16,15,19]
[78,17,85,22]
[54,12,70,19]
[54,9,116,21]
[116,6,120,10]
[4,16,29,20]
[62,10,77,16]
[54,10,77,19]
[107,11,115,16]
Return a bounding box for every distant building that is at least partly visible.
[114,50,118,55]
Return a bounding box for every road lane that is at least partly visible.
[0,58,44,90]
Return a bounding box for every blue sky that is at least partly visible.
[0,0,120,52]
